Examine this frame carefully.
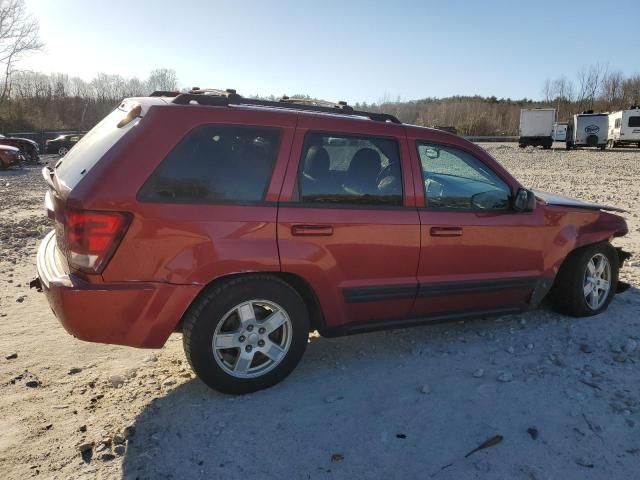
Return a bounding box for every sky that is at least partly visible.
[20,0,640,104]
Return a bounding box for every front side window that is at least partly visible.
[417,143,511,211]
[628,116,640,128]
[298,133,403,206]
[139,125,281,203]
[615,118,621,129]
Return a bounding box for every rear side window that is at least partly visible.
[139,125,281,203]
[629,116,640,128]
[298,133,403,206]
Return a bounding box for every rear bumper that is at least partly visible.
[36,230,201,348]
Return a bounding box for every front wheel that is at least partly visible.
[549,242,619,317]
[58,147,68,156]
[182,275,310,394]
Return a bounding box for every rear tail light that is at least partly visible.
[63,209,131,273]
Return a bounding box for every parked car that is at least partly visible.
[566,111,609,150]
[33,90,631,394]
[45,133,84,156]
[0,144,24,169]
[607,106,640,148]
[0,136,39,162]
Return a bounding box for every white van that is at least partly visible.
[607,107,640,148]
[566,112,609,150]
[552,122,568,142]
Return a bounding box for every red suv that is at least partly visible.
[34,90,631,394]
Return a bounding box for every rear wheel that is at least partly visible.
[549,242,618,317]
[58,147,68,156]
[182,275,310,394]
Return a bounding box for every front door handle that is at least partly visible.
[291,224,334,236]
[430,226,463,237]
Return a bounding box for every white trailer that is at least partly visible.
[552,122,568,142]
[607,106,640,148]
[566,112,609,150]
[519,108,555,149]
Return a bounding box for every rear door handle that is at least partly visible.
[430,226,463,237]
[291,224,334,236]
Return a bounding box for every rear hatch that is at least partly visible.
[43,97,170,277]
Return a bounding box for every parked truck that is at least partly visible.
[607,106,640,148]
[552,122,568,142]
[566,111,609,150]
[519,108,555,149]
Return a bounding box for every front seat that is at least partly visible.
[301,145,330,196]
[343,148,381,195]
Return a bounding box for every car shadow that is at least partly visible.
[120,288,639,480]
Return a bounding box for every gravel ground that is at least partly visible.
[0,145,639,480]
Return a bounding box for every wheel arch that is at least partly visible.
[174,271,326,334]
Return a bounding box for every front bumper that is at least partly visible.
[36,230,201,348]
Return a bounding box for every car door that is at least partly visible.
[408,137,548,319]
[277,116,421,331]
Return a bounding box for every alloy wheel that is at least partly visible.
[583,253,611,310]
[212,300,292,379]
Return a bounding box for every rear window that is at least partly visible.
[139,125,281,204]
[629,116,640,128]
[55,105,136,189]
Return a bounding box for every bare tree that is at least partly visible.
[601,71,624,110]
[576,64,607,111]
[147,68,178,93]
[0,0,43,101]
[541,78,553,103]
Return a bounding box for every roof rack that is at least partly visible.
[149,90,180,97]
[169,88,401,124]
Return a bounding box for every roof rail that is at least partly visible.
[170,89,401,124]
[149,90,180,97]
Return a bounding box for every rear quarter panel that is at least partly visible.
[69,105,296,284]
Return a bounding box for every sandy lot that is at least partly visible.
[1,144,639,480]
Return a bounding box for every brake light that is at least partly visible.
[64,209,131,273]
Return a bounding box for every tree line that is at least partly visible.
[0,69,178,132]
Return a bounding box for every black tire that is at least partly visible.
[565,143,572,150]
[182,275,310,394]
[549,242,619,317]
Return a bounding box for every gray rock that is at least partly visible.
[497,372,513,383]
[580,344,593,354]
[473,368,485,378]
[100,453,115,462]
[15,296,25,303]
[4,352,17,360]
[112,433,125,445]
[77,442,93,453]
[114,445,126,456]
[123,424,136,439]
[68,367,82,375]
[419,384,431,394]
[108,375,125,388]
[162,377,177,387]
[506,346,515,354]
[576,457,594,468]
[623,339,638,353]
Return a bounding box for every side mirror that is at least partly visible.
[471,190,510,210]
[513,188,536,212]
